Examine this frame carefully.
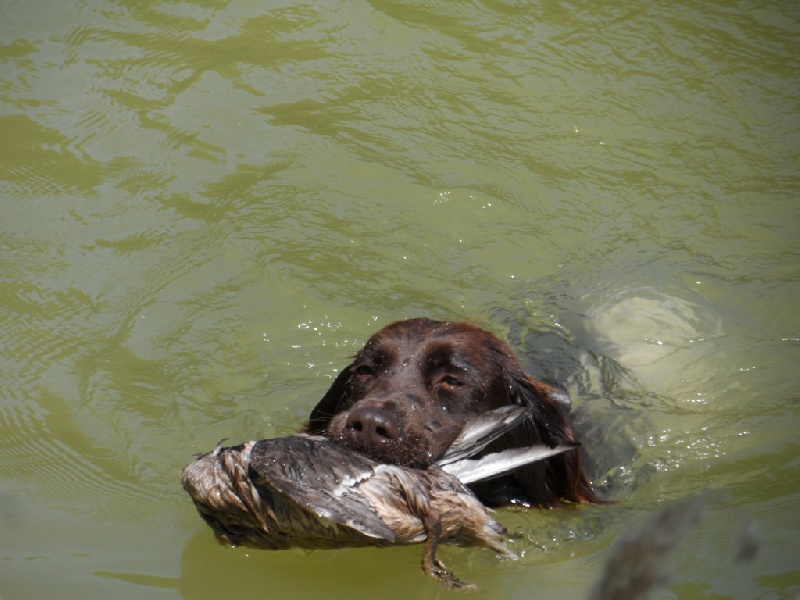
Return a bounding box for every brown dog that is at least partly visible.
[306,318,600,508]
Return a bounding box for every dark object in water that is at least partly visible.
[588,492,759,600]
[182,406,576,590]
[588,495,708,600]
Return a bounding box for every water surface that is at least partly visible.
[1,1,798,598]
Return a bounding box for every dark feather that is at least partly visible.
[249,436,396,541]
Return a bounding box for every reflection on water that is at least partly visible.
[1,0,798,598]
[574,287,722,393]
[0,487,21,528]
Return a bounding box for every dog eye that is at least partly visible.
[439,375,462,388]
[353,364,375,377]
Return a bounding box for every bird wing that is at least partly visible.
[437,405,530,464]
[441,444,577,484]
[248,436,397,542]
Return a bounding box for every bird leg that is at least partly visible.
[421,510,477,592]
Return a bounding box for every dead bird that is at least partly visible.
[181,406,576,590]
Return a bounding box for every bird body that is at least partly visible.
[181,406,574,589]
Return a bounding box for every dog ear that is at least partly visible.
[505,374,600,507]
[305,366,354,434]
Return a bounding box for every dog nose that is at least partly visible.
[345,407,400,449]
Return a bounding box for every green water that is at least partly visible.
[1,1,798,598]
